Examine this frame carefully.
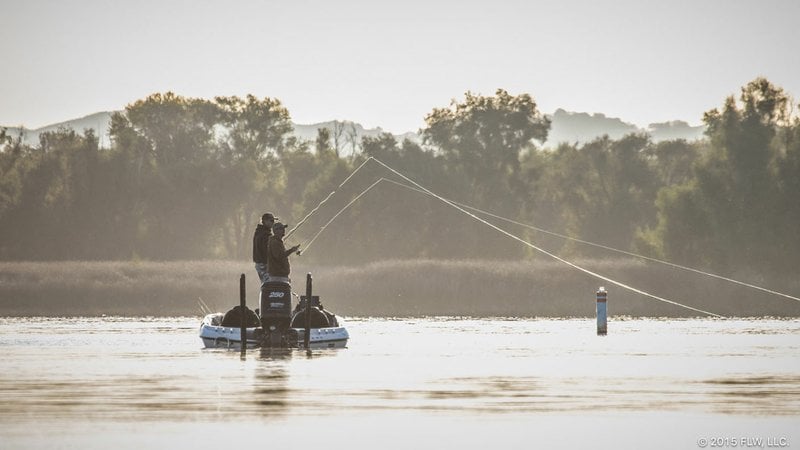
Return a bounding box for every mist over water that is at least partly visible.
[1,316,798,449]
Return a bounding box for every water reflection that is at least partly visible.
[0,316,799,424]
[252,348,292,413]
[258,347,295,360]
[702,375,800,415]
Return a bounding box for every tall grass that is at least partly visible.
[1,259,798,317]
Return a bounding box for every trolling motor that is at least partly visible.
[259,281,292,347]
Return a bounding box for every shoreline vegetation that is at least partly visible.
[1,260,798,318]
[3,81,799,280]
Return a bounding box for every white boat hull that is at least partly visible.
[199,313,349,349]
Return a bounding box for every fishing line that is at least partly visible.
[198,298,211,316]
[365,158,723,317]
[286,157,375,239]
[198,297,213,315]
[297,158,795,314]
[379,178,800,304]
[297,171,724,315]
[299,178,385,252]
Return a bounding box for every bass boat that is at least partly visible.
[199,275,348,349]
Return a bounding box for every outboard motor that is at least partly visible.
[260,281,292,346]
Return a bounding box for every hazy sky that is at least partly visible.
[2,0,798,133]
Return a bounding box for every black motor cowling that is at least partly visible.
[259,281,292,331]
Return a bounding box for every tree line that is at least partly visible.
[1,79,798,278]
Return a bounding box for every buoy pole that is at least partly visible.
[304,273,312,349]
[240,273,247,358]
[596,287,607,335]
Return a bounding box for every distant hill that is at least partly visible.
[3,112,116,148]
[645,120,706,142]
[545,109,705,146]
[546,109,638,144]
[2,109,706,150]
[292,120,421,155]
[2,113,417,151]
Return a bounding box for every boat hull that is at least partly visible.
[199,313,349,349]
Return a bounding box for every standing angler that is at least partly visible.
[267,222,300,284]
[253,212,276,284]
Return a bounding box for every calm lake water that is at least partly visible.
[1,316,798,449]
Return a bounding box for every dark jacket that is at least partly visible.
[252,224,271,264]
[267,235,291,277]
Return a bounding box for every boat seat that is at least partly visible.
[290,307,331,329]
[220,305,261,327]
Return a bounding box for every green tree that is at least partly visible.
[771,100,800,270]
[214,95,295,259]
[0,128,119,259]
[215,95,294,162]
[527,134,659,256]
[0,129,32,258]
[0,128,25,220]
[647,78,795,273]
[109,93,225,258]
[423,89,550,211]
[644,139,702,187]
[125,92,219,165]
[421,90,550,259]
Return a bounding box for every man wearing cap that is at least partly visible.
[253,213,276,284]
[267,222,300,283]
